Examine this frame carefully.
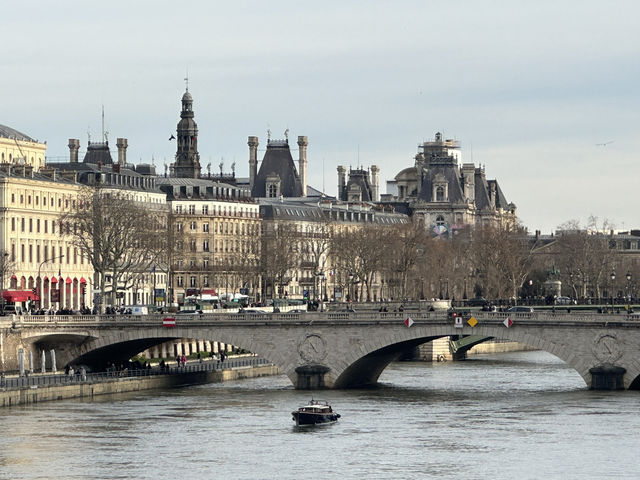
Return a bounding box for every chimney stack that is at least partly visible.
[297,136,308,197]
[248,136,259,189]
[337,166,346,200]
[68,139,80,163]
[370,165,380,202]
[116,138,128,166]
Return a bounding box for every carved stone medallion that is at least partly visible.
[298,333,327,363]
[593,332,622,364]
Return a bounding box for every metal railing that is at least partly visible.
[0,356,271,391]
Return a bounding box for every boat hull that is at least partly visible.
[292,411,340,426]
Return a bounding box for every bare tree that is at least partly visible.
[61,186,167,310]
[260,222,300,299]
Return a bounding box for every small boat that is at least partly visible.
[292,400,341,426]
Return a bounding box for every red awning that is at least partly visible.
[3,290,36,302]
[10,275,17,280]
[65,277,72,284]
[201,289,217,295]
[80,277,87,283]
[50,277,58,283]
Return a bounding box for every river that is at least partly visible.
[1,351,638,480]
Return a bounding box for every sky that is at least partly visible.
[2,0,639,234]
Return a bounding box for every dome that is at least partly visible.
[182,91,193,102]
[0,124,37,142]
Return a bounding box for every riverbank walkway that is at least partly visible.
[0,355,271,391]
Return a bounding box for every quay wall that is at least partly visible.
[0,364,279,408]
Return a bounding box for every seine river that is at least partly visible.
[1,351,639,480]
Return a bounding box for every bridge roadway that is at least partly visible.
[3,310,640,390]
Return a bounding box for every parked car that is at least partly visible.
[467,297,489,307]
[506,306,534,313]
[238,308,268,314]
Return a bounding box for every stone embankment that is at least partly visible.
[0,360,279,408]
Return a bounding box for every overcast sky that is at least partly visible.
[3,0,638,233]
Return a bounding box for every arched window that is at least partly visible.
[436,215,446,227]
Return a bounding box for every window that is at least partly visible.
[177,276,184,287]
[11,218,15,232]
[37,219,40,232]
[175,205,183,214]
[202,205,209,215]
[190,276,197,287]
[203,223,209,233]
[188,205,196,215]
[21,218,25,232]
[176,222,183,232]
[268,184,277,197]
[436,215,446,227]
[203,240,210,252]
[190,221,197,230]
[29,218,33,233]
[190,240,197,252]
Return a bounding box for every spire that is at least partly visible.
[172,85,201,178]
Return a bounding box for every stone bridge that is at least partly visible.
[2,310,640,390]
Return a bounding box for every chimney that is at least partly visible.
[248,136,259,189]
[462,164,475,203]
[116,138,128,166]
[68,139,80,163]
[370,165,380,202]
[297,135,308,197]
[337,165,346,200]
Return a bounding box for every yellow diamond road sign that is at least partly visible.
[467,316,478,327]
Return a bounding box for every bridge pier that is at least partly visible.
[294,364,330,389]
[589,365,626,390]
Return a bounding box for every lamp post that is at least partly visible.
[348,273,353,303]
[610,271,616,312]
[0,252,9,310]
[37,254,64,309]
[626,272,632,313]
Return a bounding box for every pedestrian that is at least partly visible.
[181,354,186,366]
[220,351,226,363]
[197,352,202,363]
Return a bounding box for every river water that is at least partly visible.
[1,351,638,480]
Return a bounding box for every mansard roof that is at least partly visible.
[418,164,465,203]
[82,141,113,165]
[251,140,302,198]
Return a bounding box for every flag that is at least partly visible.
[163,317,176,328]
[404,316,414,328]
[503,317,513,328]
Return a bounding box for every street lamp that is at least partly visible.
[37,254,64,309]
[626,272,632,313]
[348,272,353,303]
[610,271,616,312]
[0,252,9,310]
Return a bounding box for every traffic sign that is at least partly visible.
[467,316,478,327]
[404,316,414,328]
[454,316,463,328]
[503,317,513,328]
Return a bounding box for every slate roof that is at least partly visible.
[251,140,302,198]
[418,164,465,203]
[0,124,38,142]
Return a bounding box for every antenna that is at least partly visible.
[101,105,105,142]
[322,157,325,194]
[184,68,189,91]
